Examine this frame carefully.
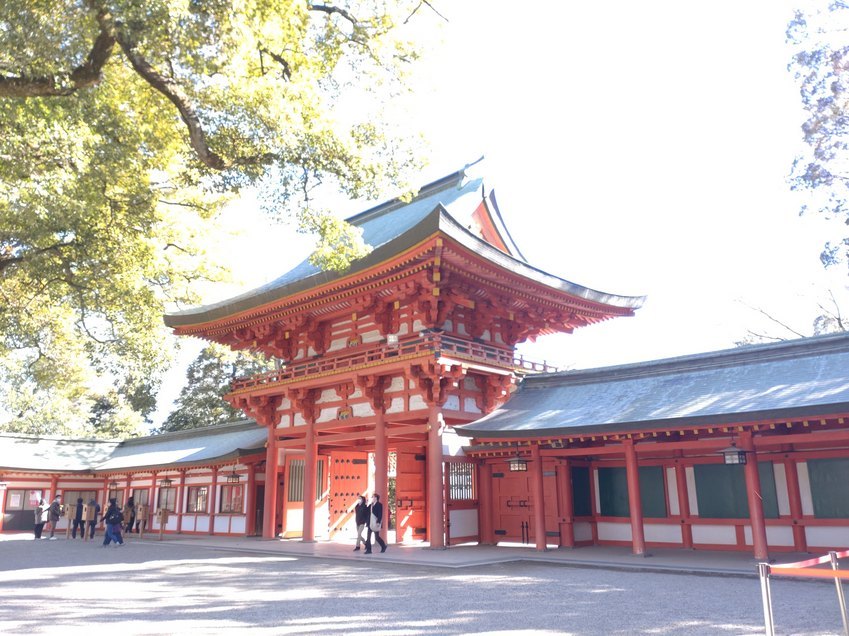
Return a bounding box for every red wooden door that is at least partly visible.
[327,452,369,540]
[491,460,559,545]
[394,449,427,542]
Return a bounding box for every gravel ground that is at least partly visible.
[0,535,843,635]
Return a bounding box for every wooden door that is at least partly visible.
[327,452,369,539]
[394,449,427,542]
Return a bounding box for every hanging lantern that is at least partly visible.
[226,469,241,484]
[508,443,528,472]
[719,441,748,465]
[160,477,172,488]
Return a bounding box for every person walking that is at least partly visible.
[364,493,387,554]
[71,497,86,539]
[353,495,369,551]
[101,498,125,547]
[123,496,136,534]
[86,497,101,540]
[34,499,47,539]
[47,494,61,539]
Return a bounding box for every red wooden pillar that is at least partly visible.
[557,459,575,548]
[427,406,445,549]
[263,430,278,539]
[624,440,647,556]
[741,432,769,560]
[302,423,317,542]
[246,462,257,537]
[208,467,218,535]
[149,472,157,518]
[530,444,547,551]
[50,475,59,501]
[783,456,807,552]
[478,462,494,545]
[374,409,388,512]
[176,471,185,534]
[674,458,693,549]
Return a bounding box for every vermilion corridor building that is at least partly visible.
[1,165,848,561]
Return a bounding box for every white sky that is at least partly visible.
[154,1,849,424]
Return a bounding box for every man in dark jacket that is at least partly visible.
[353,495,369,551]
[364,493,387,554]
[71,497,85,539]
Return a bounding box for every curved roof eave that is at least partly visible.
[165,205,644,330]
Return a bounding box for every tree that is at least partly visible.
[0,1,436,436]
[159,343,271,433]
[788,2,849,268]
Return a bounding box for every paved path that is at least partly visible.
[0,533,844,635]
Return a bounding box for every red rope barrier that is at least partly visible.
[769,567,849,581]
[774,554,832,569]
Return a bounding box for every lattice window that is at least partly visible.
[448,462,475,501]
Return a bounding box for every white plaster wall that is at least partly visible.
[806,526,849,548]
[316,389,337,404]
[691,524,736,545]
[666,467,679,516]
[183,475,208,485]
[386,397,405,414]
[597,521,632,542]
[352,402,375,417]
[493,331,504,345]
[574,521,593,542]
[449,508,478,538]
[316,407,336,423]
[686,467,699,516]
[409,395,428,411]
[773,462,791,516]
[645,524,683,544]
[361,328,382,344]
[413,319,426,333]
[294,413,306,427]
[328,337,347,352]
[456,321,468,336]
[214,516,231,534]
[279,397,291,410]
[182,515,196,532]
[797,462,814,516]
[229,516,246,534]
[766,526,794,547]
[443,320,453,332]
[386,376,405,392]
[195,516,209,533]
[398,322,410,336]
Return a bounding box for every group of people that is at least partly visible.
[32,494,142,546]
[353,493,387,554]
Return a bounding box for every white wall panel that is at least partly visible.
[691,524,736,545]
[597,521,632,542]
[449,509,478,538]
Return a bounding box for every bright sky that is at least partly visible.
[155,1,849,424]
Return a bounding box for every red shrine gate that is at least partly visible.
[164,168,642,546]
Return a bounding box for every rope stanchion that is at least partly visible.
[760,550,849,636]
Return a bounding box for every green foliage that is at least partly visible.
[159,343,272,433]
[0,1,435,436]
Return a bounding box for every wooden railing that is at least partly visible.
[230,333,556,392]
